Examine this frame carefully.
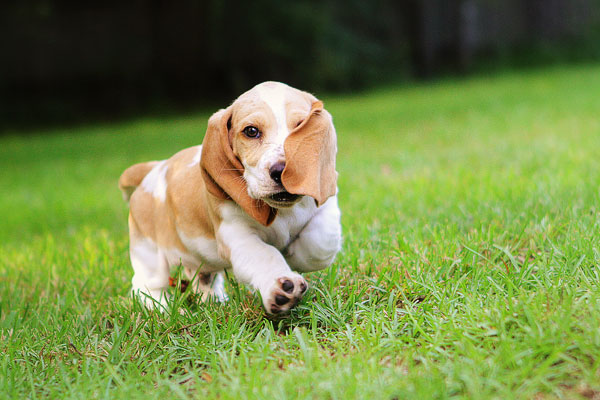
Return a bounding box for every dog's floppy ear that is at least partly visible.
[200,107,276,226]
[282,101,338,206]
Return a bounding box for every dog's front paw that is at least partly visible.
[263,274,308,314]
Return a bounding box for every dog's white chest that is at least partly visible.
[217,196,318,252]
[259,196,318,250]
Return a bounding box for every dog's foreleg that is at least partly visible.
[285,197,342,272]
[218,220,307,314]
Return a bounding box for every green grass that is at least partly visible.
[2,64,600,399]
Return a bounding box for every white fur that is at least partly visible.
[130,237,170,308]
[217,195,341,311]
[187,145,202,168]
[206,272,228,302]
[141,161,168,201]
[285,196,342,271]
[176,229,229,270]
[243,83,297,200]
[130,236,228,306]
[256,84,289,142]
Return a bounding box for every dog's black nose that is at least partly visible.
[269,162,286,184]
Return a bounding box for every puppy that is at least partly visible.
[118,82,342,314]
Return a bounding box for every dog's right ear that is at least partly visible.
[200,107,276,226]
[200,107,236,201]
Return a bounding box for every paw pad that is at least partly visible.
[299,281,307,293]
[275,294,289,305]
[282,279,294,293]
[266,275,308,314]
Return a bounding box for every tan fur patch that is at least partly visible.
[128,147,217,255]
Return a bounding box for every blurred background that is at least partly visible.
[1,0,600,128]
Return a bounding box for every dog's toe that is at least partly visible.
[281,279,294,293]
[275,294,289,305]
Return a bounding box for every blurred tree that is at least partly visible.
[0,0,598,126]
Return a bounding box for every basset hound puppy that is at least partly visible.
[119,82,342,314]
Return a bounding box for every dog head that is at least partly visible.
[200,82,337,226]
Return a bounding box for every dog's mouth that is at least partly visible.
[271,191,299,202]
[265,191,301,207]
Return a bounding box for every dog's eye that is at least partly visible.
[242,126,260,138]
[295,119,304,128]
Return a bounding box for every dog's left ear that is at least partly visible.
[200,106,276,226]
[282,100,338,206]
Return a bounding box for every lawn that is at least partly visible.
[2,64,600,399]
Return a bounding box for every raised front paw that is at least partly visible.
[263,274,308,314]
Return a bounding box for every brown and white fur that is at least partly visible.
[119,82,342,314]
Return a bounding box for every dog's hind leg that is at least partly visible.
[129,236,171,309]
[184,268,228,303]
